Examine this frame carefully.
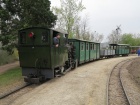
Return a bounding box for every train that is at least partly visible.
[18,27,130,83]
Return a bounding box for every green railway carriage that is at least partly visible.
[68,39,85,64]
[18,27,69,83]
[68,39,100,65]
[110,44,130,56]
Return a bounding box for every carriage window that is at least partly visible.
[42,31,48,42]
[114,46,116,49]
[92,44,94,50]
[111,46,113,49]
[90,44,92,50]
[81,43,84,50]
[94,44,96,50]
[87,43,89,50]
[20,32,26,44]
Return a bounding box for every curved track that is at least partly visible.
[107,59,133,105]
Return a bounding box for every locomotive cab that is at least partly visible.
[18,27,69,83]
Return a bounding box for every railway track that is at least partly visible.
[0,65,72,100]
[0,83,31,99]
[107,59,133,105]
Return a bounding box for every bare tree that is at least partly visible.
[74,15,104,42]
[74,14,91,40]
[90,32,94,41]
[108,26,122,44]
[52,0,85,38]
[108,30,122,44]
[81,16,91,40]
[74,22,81,39]
[91,31,104,42]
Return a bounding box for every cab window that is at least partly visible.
[42,31,48,43]
[20,32,26,44]
[53,31,60,46]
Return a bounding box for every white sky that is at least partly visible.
[50,0,140,41]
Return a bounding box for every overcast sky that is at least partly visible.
[50,0,140,41]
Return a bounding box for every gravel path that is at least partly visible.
[11,56,137,105]
[0,61,19,74]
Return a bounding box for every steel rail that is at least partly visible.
[106,58,135,105]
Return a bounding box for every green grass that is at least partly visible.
[0,67,22,87]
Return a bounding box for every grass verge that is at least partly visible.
[0,67,22,88]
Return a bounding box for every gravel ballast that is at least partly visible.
[10,56,137,105]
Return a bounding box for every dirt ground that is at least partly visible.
[0,61,19,74]
[127,57,140,85]
[9,56,137,105]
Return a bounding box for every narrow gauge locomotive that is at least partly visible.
[18,27,130,83]
[18,27,76,83]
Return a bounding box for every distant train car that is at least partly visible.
[110,44,130,56]
[100,49,115,58]
[100,43,115,58]
[68,39,100,65]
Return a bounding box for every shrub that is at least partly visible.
[0,50,18,65]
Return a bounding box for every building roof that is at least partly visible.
[68,38,100,44]
[110,44,130,46]
[19,27,68,34]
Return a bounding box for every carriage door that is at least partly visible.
[86,43,89,61]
